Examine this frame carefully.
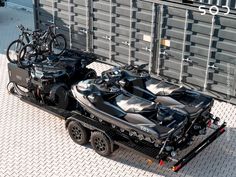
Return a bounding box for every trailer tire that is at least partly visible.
[84,68,97,80]
[91,131,112,157]
[68,121,90,145]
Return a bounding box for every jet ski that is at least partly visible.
[72,75,210,159]
[101,65,216,138]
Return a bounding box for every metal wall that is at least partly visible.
[166,0,236,9]
[33,0,236,104]
[92,0,157,68]
[158,4,236,104]
[197,0,236,8]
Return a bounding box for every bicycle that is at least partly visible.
[6,24,33,63]
[18,24,67,67]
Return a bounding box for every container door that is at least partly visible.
[53,0,72,48]
[72,0,90,50]
[36,0,55,30]
[134,0,157,72]
[92,0,157,69]
[156,6,191,83]
[209,15,236,102]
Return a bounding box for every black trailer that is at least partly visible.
[7,47,226,172]
[13,91,226,172]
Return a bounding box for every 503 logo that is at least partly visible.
[182,0,230,16]
[199,5,230,15]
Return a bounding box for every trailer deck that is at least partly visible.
[14,91,226,173]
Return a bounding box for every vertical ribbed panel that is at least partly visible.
[34,0,236,104]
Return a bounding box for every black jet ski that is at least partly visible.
[101,65,216,138]
[71,76,202,158]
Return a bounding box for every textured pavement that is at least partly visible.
[0,7,236,177]
[7,0,33,9]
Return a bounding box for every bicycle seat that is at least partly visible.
[34,29,41,32]
[47,55,59,63]
[48,24,56,29]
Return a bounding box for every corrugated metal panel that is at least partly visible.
[198,0,236,9]
[92,0,157,72]
[163,0,236,10]
[33,0,236,104]
[157,3,236,103]
[35,0,89,50]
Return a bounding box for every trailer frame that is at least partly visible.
[12,90,226,173]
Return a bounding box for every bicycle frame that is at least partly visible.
[43,26,56,42]
[18,29,31,44]
[29,26,56,55]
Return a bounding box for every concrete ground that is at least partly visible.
[7,0,33,9]
[0,7,236,177]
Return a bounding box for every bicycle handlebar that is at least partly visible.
[17,24,31,31]
[17,24,24,31]
[26,28,32,32]
[48,24,58,29]
[44,22,59,29]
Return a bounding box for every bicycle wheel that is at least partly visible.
[6,40,25,63]
[49,34,67,56]
[13,83,29,97]
[18,44,38,67]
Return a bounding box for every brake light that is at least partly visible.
[172,164,181,172]
[207,120,212,127]
[159,159,165,166]
[220,128,225,133]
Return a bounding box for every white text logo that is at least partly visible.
[199,5,230,15]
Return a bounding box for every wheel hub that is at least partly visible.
[94,138,106,151]
[71,126,82,140]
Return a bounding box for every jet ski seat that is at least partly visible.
[115,94,157,113]
[155,96,185,109]
[146,79,180,96]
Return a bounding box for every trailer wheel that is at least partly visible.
[68,121,90,145]
[91,132,112,157]
[84,68,97,80]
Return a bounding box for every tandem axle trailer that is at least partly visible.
[13,92,226,172]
